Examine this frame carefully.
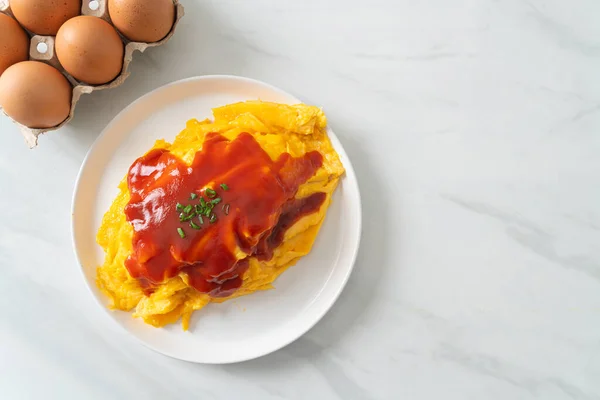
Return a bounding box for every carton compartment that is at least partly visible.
[0,0,185,147]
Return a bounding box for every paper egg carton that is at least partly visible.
[0,0,184,147]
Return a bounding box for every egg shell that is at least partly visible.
[55,16,124,85]
[0,61,72,129]
[108,0,175,43]
[0,13,29,76]
[5,0,185,148]
[9,0,81,35]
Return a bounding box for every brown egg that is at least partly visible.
[10,0,81,35]
[0,61,72,128]
[108,0,174,43]
[55,16,124,85]
[0,13,29,77]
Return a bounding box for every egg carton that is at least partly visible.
[0,0,184,148]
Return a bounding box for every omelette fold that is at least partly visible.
[96,101,344,329]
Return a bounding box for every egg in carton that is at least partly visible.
[0,0,184,148]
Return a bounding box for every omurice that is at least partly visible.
[96,101,344,330]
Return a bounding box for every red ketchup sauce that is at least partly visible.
[124,132,326,297]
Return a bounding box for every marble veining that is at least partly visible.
[1,0,599,398]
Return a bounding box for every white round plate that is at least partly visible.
[72,75,362,364]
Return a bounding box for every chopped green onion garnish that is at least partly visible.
[190,220,201,230]
[176,185,230,226]
[177,228,186,238]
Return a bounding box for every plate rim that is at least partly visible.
[71,75,362,363]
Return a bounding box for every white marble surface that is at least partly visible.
[1,0,599,398]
